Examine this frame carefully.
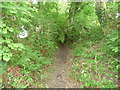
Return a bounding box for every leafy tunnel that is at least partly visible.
[1,1,119,88]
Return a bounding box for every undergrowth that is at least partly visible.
[68,30,118,88]
[67,2,119,88]
[1,2,119,88]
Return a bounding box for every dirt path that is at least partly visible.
[46,44,80,88]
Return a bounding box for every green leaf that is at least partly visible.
[110,37,118,41]
[3,55,10,62]
[112,47,118,53]
[58,32,65,43]
[8,43,25,50]
[0,38,3,44]
[3,52,12,62]
[4,39,11,43]
[3,46,9,52]
[1,24,6,28]
[8,43,14,49]
[8,28,13,32]
[2,28,7,34]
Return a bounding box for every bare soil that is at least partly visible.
[46,44,81,88]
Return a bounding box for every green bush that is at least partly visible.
[106,30,119,54]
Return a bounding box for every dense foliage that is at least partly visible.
[1,2,61,88]
[67,2,119,88]
[1,1,119,88]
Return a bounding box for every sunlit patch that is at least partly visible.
[32,0,38,4]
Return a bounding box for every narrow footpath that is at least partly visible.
[46,44,80,88]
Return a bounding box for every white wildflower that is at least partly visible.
[82,62,85,65]
[116,13,120,18]
[93,21,96,23]
[81,70,84,73]
[35,27,39,32]
[17,26,28,38]
[35,25,42,32]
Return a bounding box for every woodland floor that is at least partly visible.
[2,44,82,88]
[2,43,118,88]
[45,44,82,88]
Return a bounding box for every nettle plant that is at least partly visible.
[1,22,25,62]
[1,2,59,73]
[1,2,33,62]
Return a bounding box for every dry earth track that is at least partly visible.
[46,44,81,88]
